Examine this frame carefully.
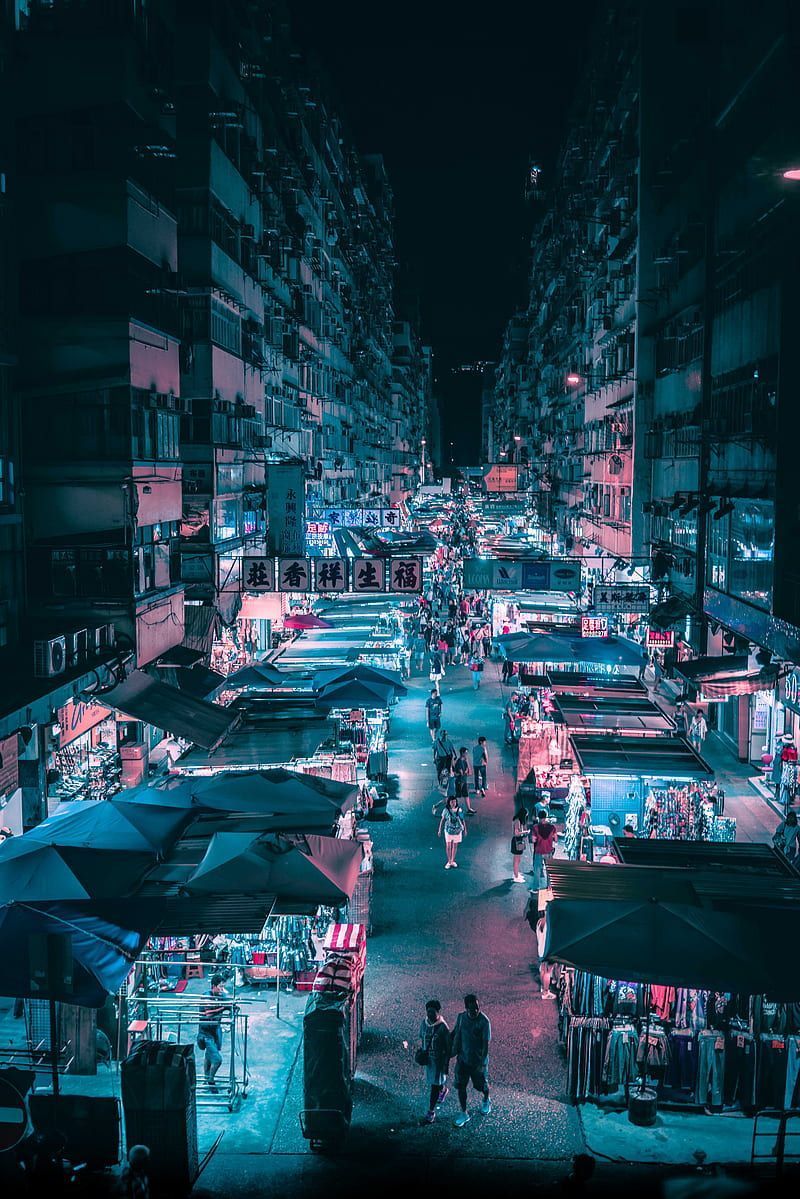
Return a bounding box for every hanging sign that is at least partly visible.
[783,668,800,716]
[278,557,312,592]
[56,698,113,749]
[304,520,334,551]
[353,557,386,593]
[243,557,276,592]
[592,583,651,613]
[581,615,609,638]
[388,557,423,593]
[646,628,675,649]
[313,557,348,593]
[462,557,580,593]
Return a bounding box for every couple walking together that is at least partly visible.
[418,994,491,1126]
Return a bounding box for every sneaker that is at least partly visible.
[512,875,525,883]
[541,990,555,999]
[466,808,476,815]
[451,860,458,867]
[454,1112,471,1128]
[481,1096,492,1116]
[422,1109,436,1124]
[436,1085,450,1106]
[444,862,452,869]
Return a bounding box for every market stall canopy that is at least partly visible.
[312,665,407,696]
[315,678,394,711]
[185,832,363,906]
[0,900,149,1005]
[674,655,781,698]
[0,836,151,901]
[495,632,577,662]
[569,733,712,777]
[544,859,800,997]
[98,670,239,750]
[546,671,648,697]
[553,694,675,736]
[174,722,331,774]
[576,637,645,667]
[192,768,356,818]
[31,797,189,856]
[224,663,314,690]
[613,839,799,877]
[284,613,334,630]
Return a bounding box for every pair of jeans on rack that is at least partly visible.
[603,1024,638,1090]
[757,1034,789,1109]
[723,1030,756,1112]
[666,1030,697,1092]
[695,1029,726,1107]
[566,1017,610,1102]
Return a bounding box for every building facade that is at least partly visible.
[493,0,800,763]
[1,0,427,825]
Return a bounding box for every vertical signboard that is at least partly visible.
[267,463,306,556]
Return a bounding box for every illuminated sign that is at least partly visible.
[646,628,675,649]
[581,615,609,638]
[593,584,650,614]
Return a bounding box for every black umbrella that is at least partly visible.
[185,832,363,906]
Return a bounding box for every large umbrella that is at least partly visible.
[33,797,188,856]
[315,678,394,711]
[285,613,333,630]
[495,632,578,663]
[192,769,356,818]
[575,636,644,667]
[0,837,151,902]
[313,664,407,696]
[0,900,148,1005]
[185,832,363,906]
[224,663,311,690]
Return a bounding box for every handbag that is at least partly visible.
[414,1047,430,1067]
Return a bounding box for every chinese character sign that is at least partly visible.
[389,557,422,593]
[353,557,385,592]
[243,557,275,592]
[278,557,311,592]
[382,508,400,528]
[645,628,675,649]
[581,615,609,638]
[314,557,348,593]
[593,584,650,613]
[267,464,306,555]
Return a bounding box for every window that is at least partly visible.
[706,499,774,611]
[0,456,14,508]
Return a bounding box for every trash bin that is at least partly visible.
[121,1041,198,1193]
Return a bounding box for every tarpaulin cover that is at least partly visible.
[100,670,238,750]
[303,990,353,1124]
[285,613,333,630]
[0,900,148,1005]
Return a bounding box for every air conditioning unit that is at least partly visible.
[64,628,89,668]
[34,635,67,678]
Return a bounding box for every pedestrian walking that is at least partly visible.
[454,746,475,814]
[469,650,483,690]
[472,736,488,796]
[438,794,467,869]
[673,701,688,737]
[196,973,228,1091]
[429,647,444,693]
[511,808,527,883]
[688,710,708,752]
[425,689,443,741]
[451,994,491,1126]
[773,810,800,860]
[433,728,456,785]
[530,808,558,891]
[416,999,451,1124]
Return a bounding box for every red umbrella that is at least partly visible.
[284,613,333,630]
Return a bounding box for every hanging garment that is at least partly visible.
[566,1017,610,1102]
[665,1030,698,1092]
[603,1025,639,1090]
[784,1036,800,1109]
[723,1030,757,1112]
[757,1035,789,1109]
[636,1027,669,1074]
[650,985,676,1022]
[695,1029,726,1107]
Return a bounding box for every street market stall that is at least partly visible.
[542,851,800,1111]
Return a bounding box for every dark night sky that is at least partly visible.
[291,2,596,462]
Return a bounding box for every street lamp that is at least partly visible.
[566,372,582,386]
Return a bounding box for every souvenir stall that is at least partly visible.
[543,852,800,1112]
[568,734,729,839]
[328,707,389,781]
[492,593,582,639]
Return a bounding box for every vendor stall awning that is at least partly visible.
[101,670,239,751]
[174,722,330,772]
[569,733,712,777]
[675,655,780,697]
[544,858,800,997]
[554,694,674,735]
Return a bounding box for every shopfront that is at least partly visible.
[46,697,120,812]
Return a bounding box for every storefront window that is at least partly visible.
[729,499,773,610]
[213,496,241,542]
[706,510,729,592]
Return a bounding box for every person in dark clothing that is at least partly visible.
[454,746,475,814]
[197,973,228,1091]
[451,994,491,1126]
[425,689,443,741]
[418,999,451,1124]
[433,729,456,782]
